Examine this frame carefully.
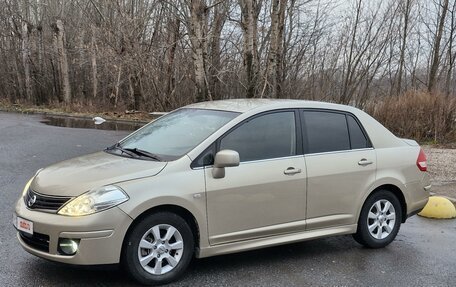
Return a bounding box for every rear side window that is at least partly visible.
[347,115,369,149]
[220,112,296,162]
[303,111,350,153]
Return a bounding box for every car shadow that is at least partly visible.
[23,235,366,286]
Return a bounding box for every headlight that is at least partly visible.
[58,185,129,216]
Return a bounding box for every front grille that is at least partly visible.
[19,231,50,253]
[24,188,72,212]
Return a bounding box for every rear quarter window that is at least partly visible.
[347,115,370,149]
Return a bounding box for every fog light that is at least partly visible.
[58,238,80,255]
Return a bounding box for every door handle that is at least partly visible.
[358,159,373,166]
[284,167,302,175]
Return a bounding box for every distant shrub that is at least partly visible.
[366,91,456,143]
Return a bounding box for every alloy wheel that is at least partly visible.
[367,199,396,240]
[137,224,184,275]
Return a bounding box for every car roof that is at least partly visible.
[185,99,355,113]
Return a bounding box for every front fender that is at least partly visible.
[115,166,210,250]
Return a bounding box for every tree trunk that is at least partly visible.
[189,0,209,102]
[54,19,72,104]
[164,15,180,98]
[209,2,227,100]
[91,25,98,99]
[36,24,46,105]
[428,0,449,93]
[396,0,412,96]
[265,0,287,98]
[21,21,32,102]
[114,64,122,108]
[129,74,142,110]
[239,0,261,98]
[13,54,25,101]
[445,2,456,95]
[340,0,362,104]
[77,29,86,100]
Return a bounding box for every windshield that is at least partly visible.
[114,108,239,161]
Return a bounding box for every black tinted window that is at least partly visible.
[220,112,296,162]
[303,111,350,153]
[192,144,215,168]
[347,115,369,149]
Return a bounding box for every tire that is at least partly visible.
[122,212,195,285]
[353,190,402,248]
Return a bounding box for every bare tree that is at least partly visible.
[443,0,456,95]
[53,19,71,104]
[239,0,262,98]
[91,25,98,99]
[263,0,287,98]
[21,21,32,101]
[396,0,414,95]
[0,0,455,113]
[428,0,450,92]
[208,0,229,100]
[187,0,210,102]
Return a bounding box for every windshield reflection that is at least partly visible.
[116,108,239,161]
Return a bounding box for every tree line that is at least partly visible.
[1,0,456,112]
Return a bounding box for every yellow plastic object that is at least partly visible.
[418,196,456,219]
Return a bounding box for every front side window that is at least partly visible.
[303,111,350,153]
[219,111,296,162]
[117,108,239,160]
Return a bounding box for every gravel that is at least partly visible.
[422,146,456,199]
[423,146,456,183]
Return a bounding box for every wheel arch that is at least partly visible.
[121,204,200,259]
[363,184,408,223]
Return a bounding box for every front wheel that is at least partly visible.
[353,190,402,248]
[122,212,195,285]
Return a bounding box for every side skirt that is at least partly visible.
[197,224,357,258]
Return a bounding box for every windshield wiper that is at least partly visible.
[105,143,138,158]
[123,147,162,161]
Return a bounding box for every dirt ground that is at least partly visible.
[422,146,456,200]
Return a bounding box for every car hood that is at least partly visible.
[31,151,167,197]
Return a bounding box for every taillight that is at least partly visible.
[416,148,427,172]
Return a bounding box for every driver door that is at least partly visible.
[204,110,307,245]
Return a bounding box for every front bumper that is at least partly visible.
[14,197,133,265]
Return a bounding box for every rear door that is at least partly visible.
[301,110,376,230]
[204,110,308,245]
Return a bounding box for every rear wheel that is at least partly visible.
[353,190,402,248]
[122,212,194,285]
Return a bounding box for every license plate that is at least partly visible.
[15,215,33,235]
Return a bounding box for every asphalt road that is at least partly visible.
[1,111,455,287]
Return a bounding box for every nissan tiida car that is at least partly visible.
[14,99,430,285]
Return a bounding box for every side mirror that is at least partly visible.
[212,150,240,179]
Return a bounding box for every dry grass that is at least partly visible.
[2,92,456,143]
[366,91,456,143]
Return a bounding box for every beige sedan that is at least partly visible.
[14,99,430,285]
